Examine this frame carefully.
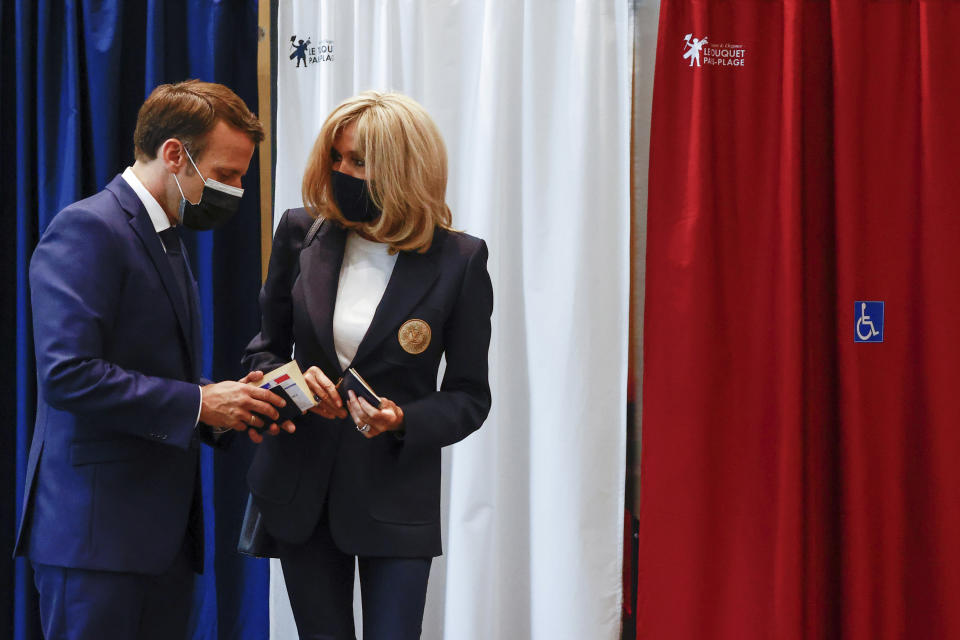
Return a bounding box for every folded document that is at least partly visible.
[250,361,317,428]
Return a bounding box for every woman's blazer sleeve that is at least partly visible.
[242,209,310,374]
[401,238,493,449]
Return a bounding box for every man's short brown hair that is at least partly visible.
[133,79,265,161]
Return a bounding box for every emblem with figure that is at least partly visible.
[288,33,334,67]
[683,33,708,67]
[855,301,884,343]
[398,319,432,354]
[290,35,312,67]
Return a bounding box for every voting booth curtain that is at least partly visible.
[271,1,631,639]
[638,1,960,639]
[1,1,270,638]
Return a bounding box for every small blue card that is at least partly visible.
[854,301,884,343]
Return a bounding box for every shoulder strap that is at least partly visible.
[291,216,324,284]
[302,216,325,250]
[291,214,340,377]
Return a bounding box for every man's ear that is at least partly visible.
[159,138,186,173]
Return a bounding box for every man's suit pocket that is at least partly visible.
[70,438,147,465]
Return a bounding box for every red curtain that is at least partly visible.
[638,1,960,638]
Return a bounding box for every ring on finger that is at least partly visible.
[356,423,371,433]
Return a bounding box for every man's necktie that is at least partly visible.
[158,226,191,313]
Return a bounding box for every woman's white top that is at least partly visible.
[333,232,399,371]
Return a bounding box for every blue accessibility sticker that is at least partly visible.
[854,301,884,343]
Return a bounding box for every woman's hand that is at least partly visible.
[347,391,404,438]
[303,365,348,419]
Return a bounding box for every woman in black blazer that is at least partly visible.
[242,91,493,639]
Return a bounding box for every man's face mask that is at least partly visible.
[172,143,244,230]
[331,171,381,223]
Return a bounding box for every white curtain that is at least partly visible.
[272,2,631,638]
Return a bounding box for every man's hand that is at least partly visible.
[200,374,294,443]
[237,371,297,443]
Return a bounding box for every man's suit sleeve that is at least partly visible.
[30,208,200,450]
[400,239,494,449]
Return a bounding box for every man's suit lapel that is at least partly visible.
[351,240,440,366]
[106,176,198,375]
[181,248,204,381]
[298,222,347,376]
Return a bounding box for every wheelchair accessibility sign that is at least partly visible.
[855,301,884,343]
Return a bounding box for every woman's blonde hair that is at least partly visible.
[302,91,452,253]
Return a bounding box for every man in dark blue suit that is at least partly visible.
[15,80,291,640]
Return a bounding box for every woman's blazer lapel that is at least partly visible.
[298,222,346,376]
[352,240,441,366]
[298,224,442,372]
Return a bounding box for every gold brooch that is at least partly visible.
[398,319,431,354]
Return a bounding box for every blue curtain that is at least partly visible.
[1,1,271,638]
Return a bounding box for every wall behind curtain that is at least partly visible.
[621,2,660,636]
[1,2,271,638]
[639,1,960,638]
[271,1,631,638]
[627,0,660,515]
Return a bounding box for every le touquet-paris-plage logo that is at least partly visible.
[289,34,334,68]
[683,33,746,69]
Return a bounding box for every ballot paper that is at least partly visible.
[250,361,317,427]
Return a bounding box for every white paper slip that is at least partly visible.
[256,360,317,412]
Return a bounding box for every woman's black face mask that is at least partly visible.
[331,171,381,223]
